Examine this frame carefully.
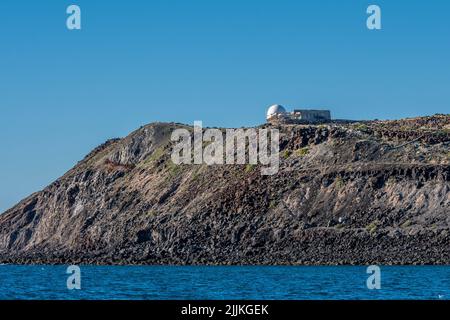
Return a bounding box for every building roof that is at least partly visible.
[266,104,286,119]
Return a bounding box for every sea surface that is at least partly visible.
[0,265,449,300]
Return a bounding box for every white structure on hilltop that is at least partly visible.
[266,104,331,124]
[266,104,287,119]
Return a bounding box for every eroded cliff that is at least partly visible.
[0,115,449,265]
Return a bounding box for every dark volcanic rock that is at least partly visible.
[0,116,449,265]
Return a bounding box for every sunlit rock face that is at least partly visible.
[0,115,449,265]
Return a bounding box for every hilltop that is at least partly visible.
[0,115,449,265]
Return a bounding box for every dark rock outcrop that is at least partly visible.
[0,116,449,265]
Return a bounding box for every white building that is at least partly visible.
[266,104,331,124]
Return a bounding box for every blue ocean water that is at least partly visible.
[0,265,449,300]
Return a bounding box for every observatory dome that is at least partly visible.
[266,104,286,119]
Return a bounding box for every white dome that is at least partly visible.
[266,104,286,119]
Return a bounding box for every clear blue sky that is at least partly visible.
[0,0,449,212]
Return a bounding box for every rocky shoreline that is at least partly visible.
[1,115,449,265]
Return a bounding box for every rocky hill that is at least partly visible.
[0,115,449,265]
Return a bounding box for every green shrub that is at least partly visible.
[335,224,345,230]
[401,220,411,228]
[147,210,157,217]
[366,220,379,235]
[141,146,165,166]
[165,160,183,179]
[245,163,255,173]
[282,150,291,159]
[397,125,407,131]
[295,147,309,157]
[354,123,369,132]
[335,176,345,189]
[387,176,396,185]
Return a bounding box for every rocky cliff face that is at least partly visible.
[0,116,449,265]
